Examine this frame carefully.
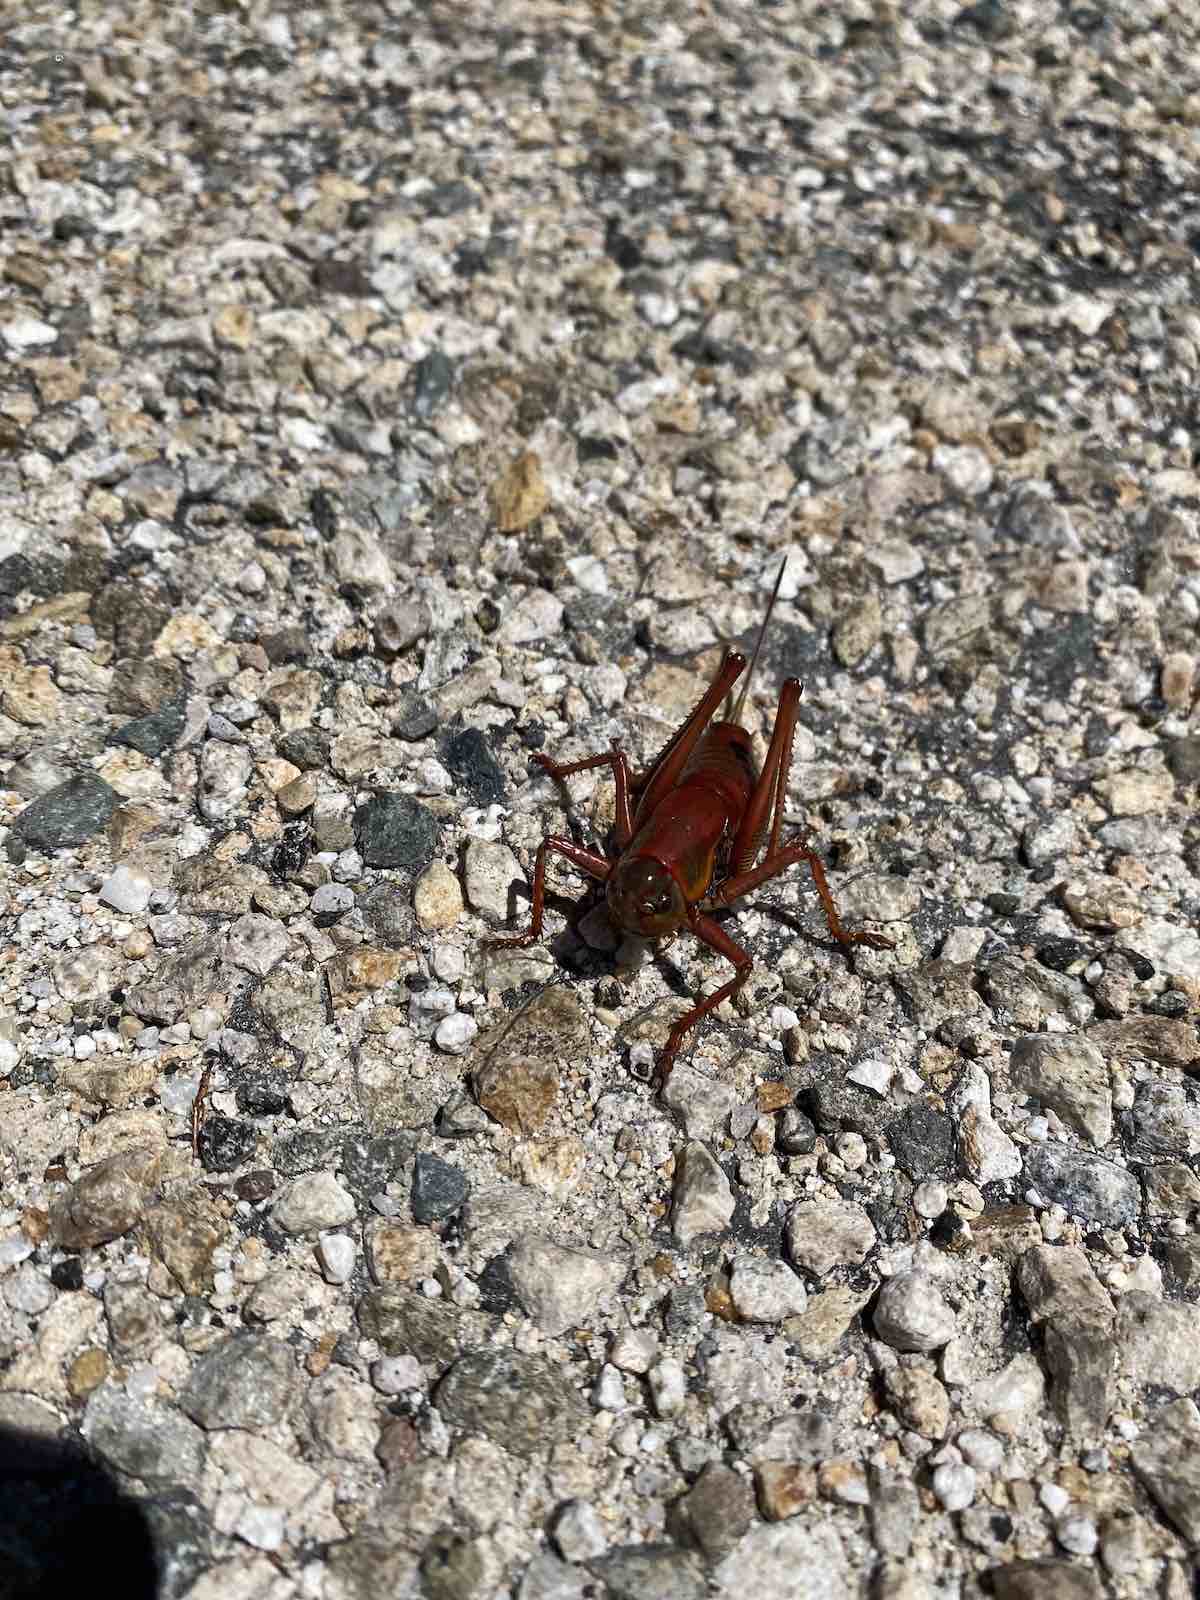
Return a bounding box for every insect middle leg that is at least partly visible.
[713,676,892,952]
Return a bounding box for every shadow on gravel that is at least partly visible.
[0,1423,158,1600]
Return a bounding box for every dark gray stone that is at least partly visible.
[412,1153,468,1222]
[10,774,119,851]
[587,1543,705,1600]
[82,1384,207,1483]
[116,697,186,757]
[1023,1144,1140,1228]
[436,1349,587,1459]
[178,1334,295,1430]
[445,727,506,806]
[886,1105,958,1181]
[354,791,440,869]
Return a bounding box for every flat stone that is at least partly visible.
[179,1334,295,1430]
[506,1235,626,1335]
[728,1255,808,1323]
[713,1519,849,1598]
[10,774,119,852]
[1023,1145,1140,1228]
[1130,1399,1200,1545]
[671,1141,734,1246]
[354,791,440,870]
[1009,1035,1112,1147]
[1116,1293,1200,1395]
[785,1197,876,1277]
[436,1348,587,1459]
[82,1383,207,1483]
[50,1146,162,1250]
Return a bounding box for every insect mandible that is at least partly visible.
[489,558,893,1085]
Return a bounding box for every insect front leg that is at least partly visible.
[485,835,613,948]
[532,746,637,848]
[654,911,753,1086]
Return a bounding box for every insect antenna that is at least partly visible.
[728,554,790,726]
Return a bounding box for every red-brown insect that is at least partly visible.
[491,560,893,1084]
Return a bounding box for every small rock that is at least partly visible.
[463,838,523,923]
[99,862,156,914]
[785,1197,877,1277]
[413,860,464,930]
[610,1328,657,1374]
[318,1232,357,1284]
[272,1170,357,1234]
[492,451,549,533]
[647,1358,686,1417]
[1116,1293,1200,1395]
[411,1154,468,1223]
[1009,1035,1112,1148]
[754,1461,817,1522]
[224,913,290,976]
[354,792,440,870]
[507,1235,626,1336]
[366,1222,441,1285]
[1093,768,1174,817]
[728,1256,808,1323]
[672,1462,756,1561]
[1023,1145,1140,1229]
[475,1055,557,1134]
[931,1463,976,1511]
[435,1013,478,1055]
[445,728,506,805]
[985,1560,1102,1600]
[883,1364,950,1438]
[436,1348,588,1459]
[554,1500,608,1563]
[50,1147,162,1249]
[373,596,432,655]
[671,1142,734,1246]
[832,592,882,667]
[873,1271,956,1353]
[10,774,120,853]
[179,1333,295,1430]
[1130,1399,1200,1545]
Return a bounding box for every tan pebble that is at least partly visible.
[123,930,153,959]
[68,1348,109,1397]
[366,1222,440,1285]
[276,771,318,815]
[2,665,63,726]
[212,304,255,349]
[491,450,548,532]
[755,1461,817,1521]
[1161,651,1196,711]
[413,859,464,931]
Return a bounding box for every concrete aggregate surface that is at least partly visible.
[2,2,1200,1596]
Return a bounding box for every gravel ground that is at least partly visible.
[2,2,1200,1597]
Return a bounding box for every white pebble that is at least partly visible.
[647,1357,686,1417]
[956,1428,1004,1473]
[914,1181,948,1219]
[1039,1482,1070,1517]
[317,1231,356,1284]
[99,863,155,914]
[372,1354,424,1395]
[593,1363,627,1412]
[434,1013,478,1055]
[1056,1514,1099,1556]
[932,1462,976,1511]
